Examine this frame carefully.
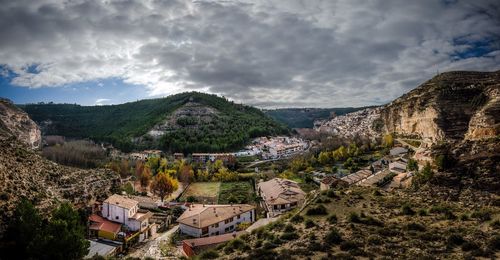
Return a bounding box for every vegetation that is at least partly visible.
[21,92,288,152]
[218,181,255,204]
[151,172,179,201]
[42,140,106,168]
[2,200,89,259]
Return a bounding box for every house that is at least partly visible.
[320,176,349,191]
[191,153,236,166]
[341,169,373,185]
[389,161,407,173]
[85,240,121,259]
[182,231,246,257]
[101,194,154,242]
[88,214,122,240]
[177,204,255,237]
[174,153,184,161]
[258,178,306,217]
[390,147,408,156]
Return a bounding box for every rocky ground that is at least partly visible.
[0,136,120,236]
[217,186,500,259]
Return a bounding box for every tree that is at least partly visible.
[418,162,433,182]
[318,151,331,165]
[135,160,144,179]
[179,162,194,183]
[383,134,394,148]
[4,199,42,259]
[140,167,152,189]
[35,203,90,259]
[407,159,419,172]
[151,172,179,202]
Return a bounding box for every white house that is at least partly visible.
[102,194,154,242]
[177,204,255,237]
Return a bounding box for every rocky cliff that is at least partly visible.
[0,98,41,149]
[0,100,120,236]
[380,70,500,142]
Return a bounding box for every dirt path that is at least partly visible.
[127,225,179,259]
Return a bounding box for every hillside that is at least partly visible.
[20,92,289,153]
[264,107,368,128]
[0,99,119,236]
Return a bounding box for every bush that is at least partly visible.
[461,241,479,251]
[401,204,415,215]
[491,219,500,229]
[406,222,426,232]
[284,224,295,233]
[200,250,219,259]
[447,234,465,247]
[488,235,500,250]
[223,238,245,253]
[460,213,469,221]
[471,210,492,222]
[326,190,337,198]
[290,214,304,223]
[280,232,299,241]
[305,219,316,228]
[324,228,342,245]
[306,205,328,215]
[367,235,382,245]
[348,212,361,223]
[327,214,338,224]
[348,212,382,226]
[339,241,359,251]
[418,209,428,216]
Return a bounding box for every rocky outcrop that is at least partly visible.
[380,70,500,141]
[314,107,382,139]
[0,100,120,236]
[0,98,41,149]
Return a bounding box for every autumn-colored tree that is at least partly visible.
[119,159,130,177]
[151,173,179,201]
[135,160,144,179]
[383,134,394,148]
[318,151,331,165]
[179,163,194,183]
[140,167,152,189]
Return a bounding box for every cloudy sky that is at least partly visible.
[0,0,499,107]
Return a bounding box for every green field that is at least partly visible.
[218,181,255,204]
[179,182,221,204]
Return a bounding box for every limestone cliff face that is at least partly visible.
[380,70,500,142]
[0,98,42,149]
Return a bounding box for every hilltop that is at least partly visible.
[20,92,289,153]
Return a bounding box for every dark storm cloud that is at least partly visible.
[0,0,499,107]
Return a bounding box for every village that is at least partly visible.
[85,136,420,259]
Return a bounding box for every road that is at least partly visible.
[128,225,179,259]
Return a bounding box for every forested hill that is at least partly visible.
[19,92,289,153]
[264,107,371,128]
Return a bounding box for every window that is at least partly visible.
[213,223,219,228]
[224,217,234,224]
[237,215,241,219]
[115,216,119,220]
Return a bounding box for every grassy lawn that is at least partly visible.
[218,181,255,204]
[179,182,221,204]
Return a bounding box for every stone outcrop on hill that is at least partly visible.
[0,98,41,149]
[380,71,500,142]
[0,100,120,236]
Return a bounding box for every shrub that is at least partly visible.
[305,219,316,228]
[291,214,304,223]
[418,209,428,216]
[460,213,469,221]
[447,234,465,247]
[491,219,500,229]
[406,222,426,232]
[324,228,342,245]
[461,241,479,251]
[401,204,415,215]
[488,235,500,250]
[367,235,382,245]
[348,212,382,226]
[339,241,359,251]
[198,250,219,259]
[348,212,361,223]
[223,238,245,253]
[471,210,492,222]
[326,190,337,198]
[306,205,328,215]
[327,214,338,224]
[372,190,382,196]
[280,232,299,241]
[284,224,295,233]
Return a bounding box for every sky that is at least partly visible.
[0,0,499,108]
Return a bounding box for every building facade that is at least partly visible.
[258,178,306,217]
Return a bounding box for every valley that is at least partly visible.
[0,71,499,259]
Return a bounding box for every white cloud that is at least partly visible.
[0,0,499,107]
[95,98,111,105]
